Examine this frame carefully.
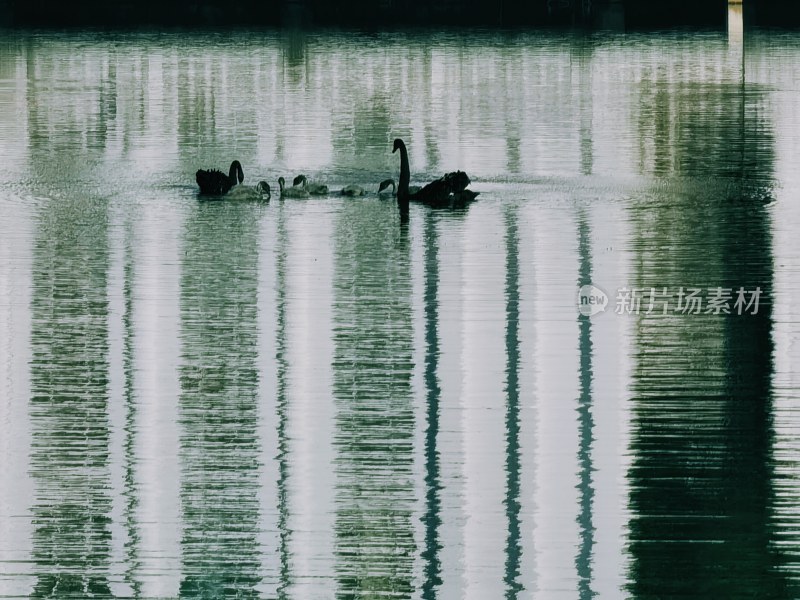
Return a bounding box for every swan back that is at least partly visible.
[224,180,270,201]
[294,173,328,195]
[341,184,366,197]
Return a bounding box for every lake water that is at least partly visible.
[1,25,800,599]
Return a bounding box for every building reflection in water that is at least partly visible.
[28,196,114,597]
[177,202,264,597]
[331,198,416,596]
[0,46,34,589]
[625,38,786,596]
[503,207,524,598]
[420,211,443,600]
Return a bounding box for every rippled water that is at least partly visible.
[1,25,800,599]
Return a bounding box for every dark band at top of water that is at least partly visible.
[2,0,800,29]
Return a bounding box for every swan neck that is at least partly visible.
[398,144,410,199]
[229,161,243,184]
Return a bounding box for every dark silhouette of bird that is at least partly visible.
[392,139,478,209]
[196,160,244,195]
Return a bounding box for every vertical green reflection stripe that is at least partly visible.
[28,197,113,596]
[274,203,291,600]
[121,215,142,598]
[421,212,443,600]
[503,207,524,599]
[332,200,416,598]
[575,209,596,599]
[178,203,263,598]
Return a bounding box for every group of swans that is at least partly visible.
[196,160,271,200]
[195,138,478,208]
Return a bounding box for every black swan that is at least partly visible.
[293,174,328,195]
[196,160,244,195]
[392,139,478,208]
[225,181,271,200]
[278,176,310,198]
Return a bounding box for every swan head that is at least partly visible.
[392,138,404,154]
[278,176,286,191]
[378,178,396,193]
[256,181,271,197]
[292,174,307,187]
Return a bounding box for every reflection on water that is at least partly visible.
[331,199,416,596]
[624,53,783,595]
[420,213,443,600]
[575,208,596,600]
[2,27,800,599]
[178,201,264,598]
[502,208,524,599]
[28,195,113,597]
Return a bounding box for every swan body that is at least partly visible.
[392,139,478,208]
[414,170,478,207]
[225,181,271,201]
[278,176,310,198]
[341,184,366,197]
[293,174,328,195]
[196,160,244,195]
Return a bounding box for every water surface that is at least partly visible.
[1,27,800,599]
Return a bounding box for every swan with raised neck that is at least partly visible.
[196,160,244,195]
[391,138,477,209]
[392,138,411,205]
